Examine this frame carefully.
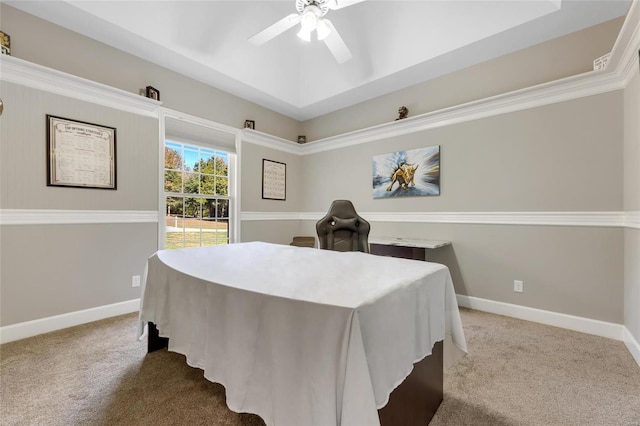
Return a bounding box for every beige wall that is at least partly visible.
[300,18,624,141]
[299,91,626,323]
[623,68,640,341]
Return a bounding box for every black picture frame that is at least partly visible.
[244,120,255,130]
[46,115,117,190]
[262,159,286,201]
[146,86,160,101]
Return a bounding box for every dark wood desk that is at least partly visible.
[370,237,451,261]
[142,242,465,426]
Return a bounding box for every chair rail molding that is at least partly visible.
[241,210,630,228]
[0,209,159,225]
[627,211,640,229]
[0,55,161,117]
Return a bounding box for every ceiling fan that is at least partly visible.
[248,0,365,64]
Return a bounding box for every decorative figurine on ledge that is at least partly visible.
[396,106,408,120]
[1,31,10,56]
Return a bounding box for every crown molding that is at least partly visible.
[0,55,161,117]
[241,210,629,228]
[300,67,625,154]
[241,129,302,155]
[0,209,159,225]
[1,0,637,154]
[161,107,239,137]
[609,0,640,88]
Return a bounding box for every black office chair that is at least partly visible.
[316,200,370,253]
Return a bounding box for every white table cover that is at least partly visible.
[140,241,466,426]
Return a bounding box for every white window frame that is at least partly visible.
[158,109,240,250]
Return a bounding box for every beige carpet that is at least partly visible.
[1,308,639,425]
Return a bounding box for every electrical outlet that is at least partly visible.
[514,280,524,293]
[132,275,141,288]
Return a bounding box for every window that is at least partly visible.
[164,140,231,249]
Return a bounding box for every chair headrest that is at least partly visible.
[329,216,361,232]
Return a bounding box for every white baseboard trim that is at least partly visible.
[456,294,624,341]
[0,299,140,344]
[623,327,640,367]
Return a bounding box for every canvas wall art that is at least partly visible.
[372,145,440,198]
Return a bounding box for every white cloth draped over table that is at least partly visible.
[139,241,467,426]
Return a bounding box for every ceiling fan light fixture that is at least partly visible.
[300,7,319,30]
[297,26,312,42]
[316,19,331,40]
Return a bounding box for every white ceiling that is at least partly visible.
[8,0,631,120]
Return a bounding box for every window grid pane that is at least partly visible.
[164,140,231,249]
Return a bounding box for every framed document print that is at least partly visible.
[47,115,117,189]
[262,159,286,200]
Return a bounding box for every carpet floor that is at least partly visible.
[1,308,639,425]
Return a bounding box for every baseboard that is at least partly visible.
[0,299,140,344]
[623,327,640,367]
[456,294,625,341]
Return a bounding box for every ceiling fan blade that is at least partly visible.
[326,0,366,10]
[322,20,352,64]
[248,13,301,46]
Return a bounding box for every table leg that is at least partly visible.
[147,322,169,353]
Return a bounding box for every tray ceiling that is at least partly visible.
[7,0,631,120]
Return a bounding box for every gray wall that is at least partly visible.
[299,92,626,324]
[0,4,300,327]
[0,4,301,142]
[1,224,156,325]
[624,69,640,341]
[300,18,624,141]
[239,141,303,244]
[0,3,634,335]
[0,83,158,210]
[0,82,159,325]
[240,142,303,213]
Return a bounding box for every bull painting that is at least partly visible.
[372,146,440,198]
